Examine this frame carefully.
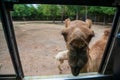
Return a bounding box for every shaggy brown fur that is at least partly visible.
[87,28,111,72]
[61,18,94,76]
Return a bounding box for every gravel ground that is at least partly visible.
[0,21,111,76]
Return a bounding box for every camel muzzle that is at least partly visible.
[71,66,81,76]
[68,47,89,76]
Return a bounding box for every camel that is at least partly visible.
[87,28,111,72]
[56,25,110,75]
[55,50,68,74]
[61,18,94,76]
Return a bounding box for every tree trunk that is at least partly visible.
[94,15,97,24]
[22,17,26,21]
[61,12,64,23]
[85,6,88,20]
[76,11,79,20]
[61,6,65,23]
[53,16,56,23]
[22,17,27,24]
[104,15,107,25]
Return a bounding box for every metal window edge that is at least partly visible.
[24,73,113,80]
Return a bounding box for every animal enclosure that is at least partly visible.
[0,21,112,76]
[0,4,115,76]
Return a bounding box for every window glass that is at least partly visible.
[0,17,15,74]
[11,4,115,76]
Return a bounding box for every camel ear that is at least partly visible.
[85,19,92,28]
[64,18,71,28]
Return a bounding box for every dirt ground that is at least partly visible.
[0,21,111,76]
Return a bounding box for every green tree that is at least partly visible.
[37,4,44,19]
[100,7,116,24]
[88,6,115,24]
[38,4,60,22]
[100,7,115,15]
[12,4,31,20]
[59,5,68,22]
[67,5,85,20]
[88,6,102,22]
[48,5,60,22]
[28,5,38,20]
[11,4,116,23]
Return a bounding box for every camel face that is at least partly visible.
[62,19,94,76]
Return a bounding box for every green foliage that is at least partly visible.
[12,4,116,21]
[12,4,31,17]
[67,5,84,18]
[28,5,38,17]
[88,6,102,15]
[100,7,116,15]
[88,6,116,15]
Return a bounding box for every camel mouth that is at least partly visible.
[71,66,81,76]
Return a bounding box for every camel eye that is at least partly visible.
[61,30,68,41]
[61,31,68,41]
[61,31,67,36]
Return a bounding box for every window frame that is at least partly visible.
[0,0,24,80]
[0,0,120,80]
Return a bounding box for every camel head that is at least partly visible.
[62,18,94,76]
